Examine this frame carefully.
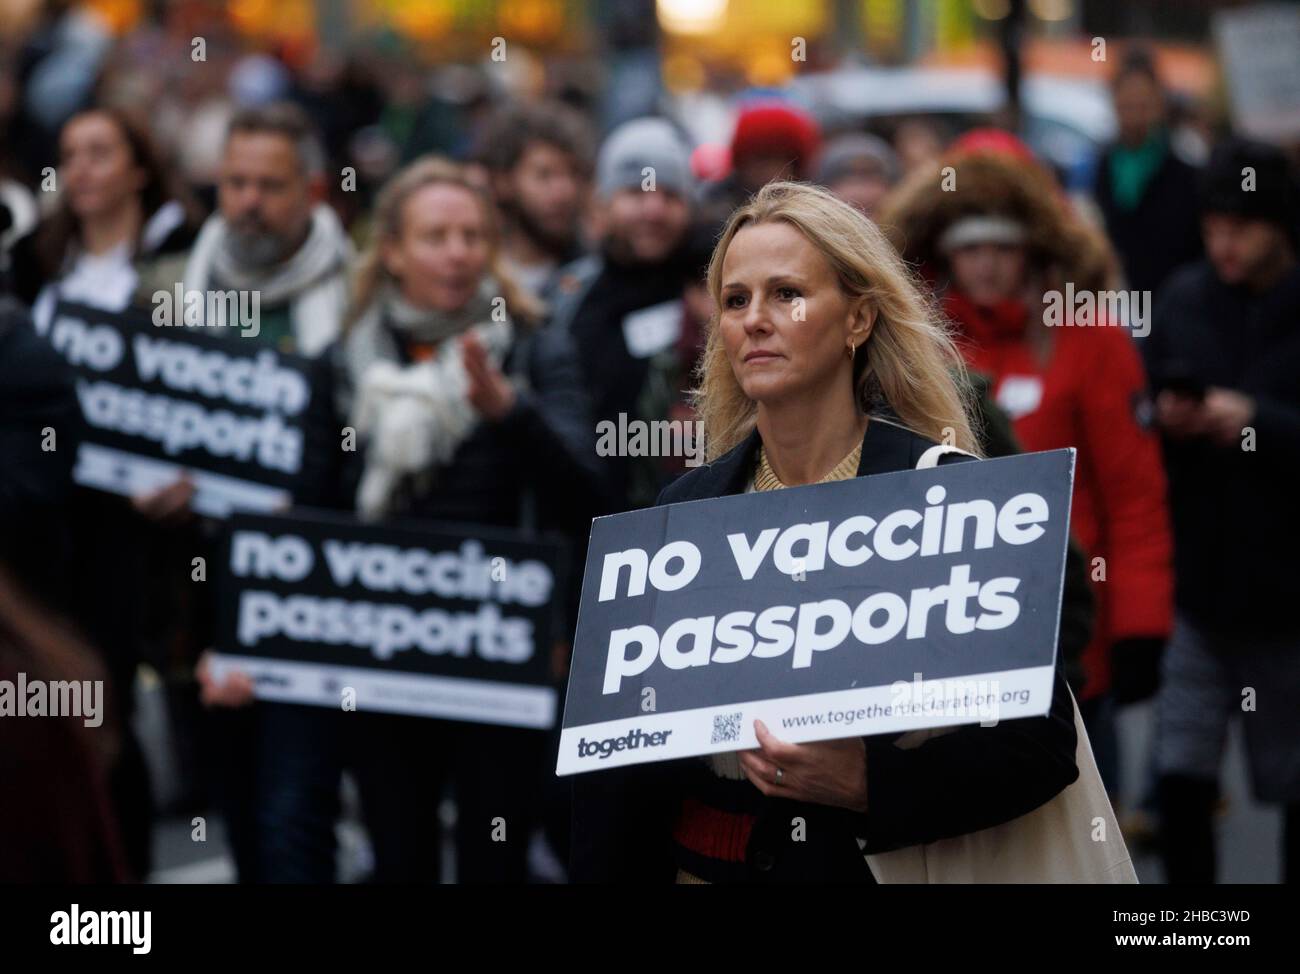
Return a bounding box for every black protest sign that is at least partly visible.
[211,510,566,728]
[556,449,1075,775]
[39,301,314,517]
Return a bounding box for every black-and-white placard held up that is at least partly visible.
[556,449,1075,775]
[39,301,314,517]
[211,510,567,728]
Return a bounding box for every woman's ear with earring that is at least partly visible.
[847,297,876,357]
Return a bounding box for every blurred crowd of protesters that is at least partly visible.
[0,9,1297,885]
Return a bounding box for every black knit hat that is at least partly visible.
[1199,137,1300,243]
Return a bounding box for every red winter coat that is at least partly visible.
[944,291,1173,700]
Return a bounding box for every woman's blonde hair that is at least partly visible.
[696,180,981,460]
[345,155,543,330]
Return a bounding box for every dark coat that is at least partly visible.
[0,297,80,611]
[545,251,696,512]
[1095,145,1204,299]
[570,417,1081,883]
[330,320,607,532]
[325,320,608,882]
[1142,260,1300,635]
[327,320,610,644]
[4,204,199,307]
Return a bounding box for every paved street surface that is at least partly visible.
[145,702,1282,884]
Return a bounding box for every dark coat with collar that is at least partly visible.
[1142,260,1300,634]
[1094,143,1203,298]
[570,416,1081,883]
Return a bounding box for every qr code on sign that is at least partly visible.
[711,712,743,744]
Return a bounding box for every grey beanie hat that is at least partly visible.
[596,117,693,198]
[816,132,899,186]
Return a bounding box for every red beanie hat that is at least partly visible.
[730,102,821,177]
[949,127,1037,163]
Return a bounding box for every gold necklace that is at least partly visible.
[754,441,863,492]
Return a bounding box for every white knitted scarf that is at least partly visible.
[342,278,514,519]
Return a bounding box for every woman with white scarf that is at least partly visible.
[333,156,605,883]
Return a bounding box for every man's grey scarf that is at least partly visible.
[183,204,352,355]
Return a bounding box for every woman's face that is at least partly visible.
[60,113,147,221]
[718,221,870,407]
[948,242,1029,306]
[384,182,491,312]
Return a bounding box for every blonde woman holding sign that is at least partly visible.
[570,181,1133,884]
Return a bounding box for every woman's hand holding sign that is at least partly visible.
[739,719,870,813]
[196,649,255,708]
[131,474,196,524]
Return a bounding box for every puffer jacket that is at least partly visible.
[944,292,1173,699]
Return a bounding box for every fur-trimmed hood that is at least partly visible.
[877,151,1116,293]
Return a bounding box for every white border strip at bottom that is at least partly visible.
[556,664,1056,775]
[75,443,290,517]
[209,654,558,729]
